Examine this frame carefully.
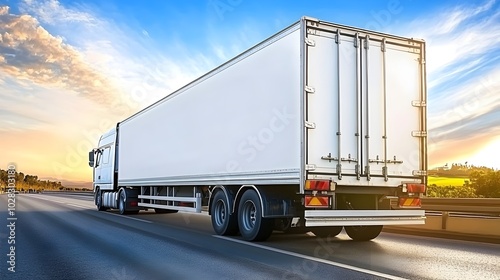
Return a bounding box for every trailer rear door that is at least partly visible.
[304,21,426,184]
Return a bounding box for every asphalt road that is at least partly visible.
[1,193,499,280]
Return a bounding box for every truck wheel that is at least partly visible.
[345,225,383,241]
[155,208,178,214]
[211,191,238,236]
[238,190,273,241]
[118,188,141,215]
[95,189,107,211]
[310,226,343,238]
[118,190,127,215]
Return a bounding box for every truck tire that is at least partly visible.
[345,225,383,241]
[118,188,140,215]
[238,190,273,241]
[118,190,127,215]
[211,190,238,236]
[95,189,107,211]
[310,226,343,238]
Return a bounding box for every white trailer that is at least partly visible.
[89,17,427,241]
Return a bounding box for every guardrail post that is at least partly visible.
[442,211,449,230]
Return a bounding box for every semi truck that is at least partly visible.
[89,16,427,241]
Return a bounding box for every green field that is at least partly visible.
[428,176,469,187]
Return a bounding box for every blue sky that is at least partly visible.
[0,0,499,182]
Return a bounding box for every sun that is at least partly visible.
[468,138,500,169]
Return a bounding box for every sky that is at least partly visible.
[0,0,499,184]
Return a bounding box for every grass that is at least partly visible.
[428,176,469,187]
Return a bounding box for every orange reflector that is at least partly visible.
[305,180,330,191]
[398,197,421,208]
[404,183,426,193]
[305,195,330,208]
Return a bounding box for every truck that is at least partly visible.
[89,16,427,242]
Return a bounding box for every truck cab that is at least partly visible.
[89,128,116,192]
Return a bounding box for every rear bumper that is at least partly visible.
[305,210,426,227]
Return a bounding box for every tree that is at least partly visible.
[470,170,500,198]
[24,175,38,185]
[16,172,25,182]
[0,169,66,192]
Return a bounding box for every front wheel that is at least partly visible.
[345,225,383,241]
[238,190,273,241]
[95,189,107,211]
[118,190,127,215]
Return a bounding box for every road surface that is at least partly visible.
[0,193,499,279]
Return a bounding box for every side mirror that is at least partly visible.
[88,150,95,167]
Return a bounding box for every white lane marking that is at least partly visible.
[214,235,407,280]
[104,212,152,224]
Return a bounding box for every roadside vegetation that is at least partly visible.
[0,169,89,193]
[427,163,499,198]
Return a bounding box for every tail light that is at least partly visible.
[399,197,421,208]
[305,180,331,191]
[398,183,425,209]
[402,183,426,193]
[305,195,330,208]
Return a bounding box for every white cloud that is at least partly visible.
[0,6,9,15]
[394,0,500,167]
[0,7,121,105]
[407,2,499,120]
[20,0,99,25]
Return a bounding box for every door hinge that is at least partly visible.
[381,38,387,52]
[412,131,427,137]
[305,164,317,171]
[305,121,316,129]
[364,35,370,49]
[335,29,341,44]
[412,100,426,107]
[305,37,316,47]
[413,170,427,176]
[305,85,315,93]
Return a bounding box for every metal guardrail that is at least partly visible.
[421,198,500,215]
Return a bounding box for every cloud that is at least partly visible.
[417,0,496,36]
[20,0,98,25]
[0,6,8,15]
[401,1,500,166]
[18,0,223,110]
[417,3,500,79]
[0,5,119,105]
